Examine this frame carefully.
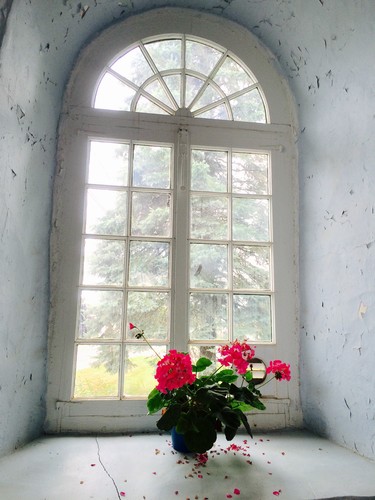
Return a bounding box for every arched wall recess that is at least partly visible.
[46,8,301,433]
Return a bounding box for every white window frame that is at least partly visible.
[46,8,301,433]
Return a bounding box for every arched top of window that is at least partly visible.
[94,35,267,123]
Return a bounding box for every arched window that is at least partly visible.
[46,9,300,433]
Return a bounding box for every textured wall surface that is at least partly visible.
[0,0,374,459]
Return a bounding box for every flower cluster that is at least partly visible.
[129,322,292,453]
[266,359,291,381]
[155,350,197,394]
[218,340,256,375]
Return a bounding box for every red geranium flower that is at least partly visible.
[155,350,196,393]
[266,360,291,381]
[218,340,255,374]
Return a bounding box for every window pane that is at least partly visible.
[191,149,227,192]
[135,96,169,115]
[143,79,174,109]
[195,104,228,120]
[192,84,222,110]
[111,47,153,85]
[123,344,167,397]
[163,75,181,107]
[185,76,204,108]
[131,192,171,237]
[88,141,129,186]
[82,238,125,286]
[231,89,266,123]
[233,246,270,290]
[233,294,271,342]
[128,241,170,287]
[133,144,171,189]
[232,198,269,242]
[78,290,123,339]
[190,243,228,288]
[145,39,182,71]
[74,344,120,398]
[185,40,222,76]
[190,195,228,240]
[213,56,254,94]
[127,291,169,340]
[232,152,268,195]
[189,344,219,369]
[94,73,136,111]
[189,293,228,340]
[85,189,127,236]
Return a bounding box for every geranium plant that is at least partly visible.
[130,323,291,454]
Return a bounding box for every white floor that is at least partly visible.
[0,430,374,500]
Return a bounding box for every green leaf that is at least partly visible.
[215,370,238,384]
[175,412,192,434]
[192,357,212,373]
[156,405,181,431]
[244,371,253,382]
[183,417,217,453]
[147,389,165,414]
[237,410,253,438]
[217,407,241,429]
[224,425,237,441]
[196,387,228,412]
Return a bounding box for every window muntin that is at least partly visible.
[73,136,273,400]
[94,35,267,123]
[74,139,173,399]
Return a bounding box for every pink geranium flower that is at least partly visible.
[218,340,255,374]
[155,350,196,393]
[266,360,291,381]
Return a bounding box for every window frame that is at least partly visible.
[46,8,300,433]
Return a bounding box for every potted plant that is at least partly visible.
[129,323,291,454]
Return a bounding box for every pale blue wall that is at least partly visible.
[0,0,374,459]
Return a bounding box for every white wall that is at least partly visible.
[0,0,374,459]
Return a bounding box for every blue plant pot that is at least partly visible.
[171,427,190,453]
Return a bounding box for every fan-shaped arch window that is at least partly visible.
[94,35,267,123]
[47,9,299,434]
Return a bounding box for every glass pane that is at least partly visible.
[213,56,254,94]
[127,291,169,340]
[123,344,167,398]
[233,294,272,342]
[163,75,181,107]
[128,241,169,287]
[191,149,227,192]
[189,344,219,371]
[190,195,228,240]
[185,75,204,108]
[144,79,174,109]
[135,96,169,115]
[85,189,127,236]
[88,141,129,186]
[232,152,268,195]
[131,192,171,237]
[231,89,266,123]
[190,243,228,288]
[94,73,136,111]
[189,293,228,341]
[145,39,182,71]
[186,40,222,76]
[195,104,228,120]
[78,290,123,340]
[232,198,269,242]
[233,246,270,290]
[133,144,171,189]
[111,47,153,85]
[74,344,120,398]
[82,238,125,286]
[191,83,222,110]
